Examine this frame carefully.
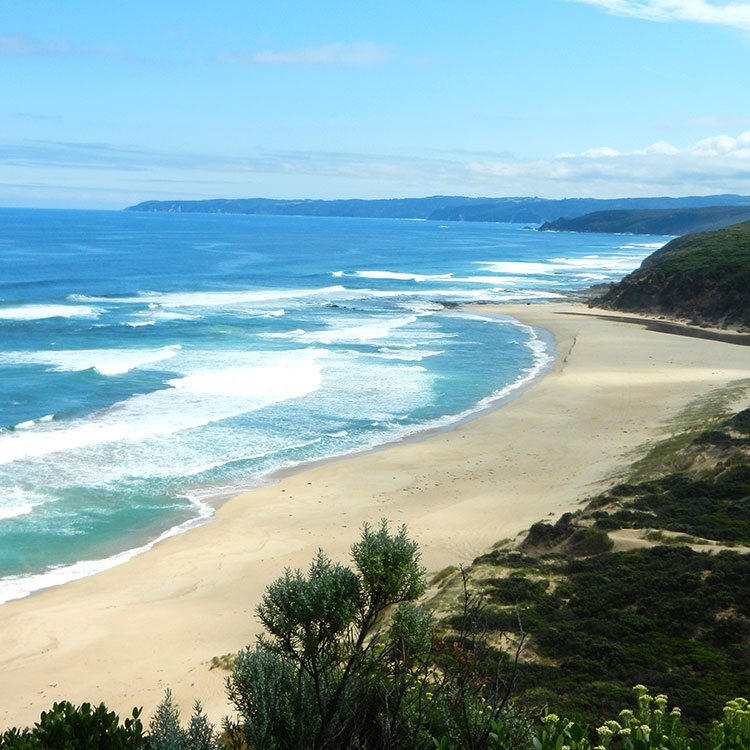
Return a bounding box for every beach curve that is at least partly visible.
[0,301,748,728]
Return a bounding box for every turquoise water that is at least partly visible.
[0,209,669,602]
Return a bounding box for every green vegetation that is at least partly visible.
[0,702,144,749]
[428,404,750,733]
[440,546,750,727]
[539,206,750,235]
[594,468,750,544]
[595,406,750,544]
[596,220,750,328]
[4,690,749,749]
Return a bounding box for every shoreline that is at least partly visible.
[0,313,554,606]
[1,301,749,728]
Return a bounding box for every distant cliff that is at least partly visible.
[539,206,750,235]
[426,194,750,224]
[126,194,750,224]
[596,220,750,329]
[125,196,480,220]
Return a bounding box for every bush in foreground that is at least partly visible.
[2,524,748,748]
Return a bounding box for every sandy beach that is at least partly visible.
[1,301,748,729]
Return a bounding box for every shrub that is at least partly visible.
[226,522,526,749]
[0,701,144,749]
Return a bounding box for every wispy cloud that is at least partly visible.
[0,33,153,63]
[467,130,750,194]
[569,0,750,31]
[0,34,70,57]
[213,42,392,66]
[4,131,750,202]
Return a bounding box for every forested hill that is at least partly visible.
[125,194,750,224]
[539,205,750,235]
[596,220,750,329]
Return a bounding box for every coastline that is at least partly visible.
[1,301,749,728]
[0,313,553,607]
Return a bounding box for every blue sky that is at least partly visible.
[2,0,750,208]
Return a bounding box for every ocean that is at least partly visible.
[0,208,668,603]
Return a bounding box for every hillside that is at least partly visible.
[538,205,750,235]
[595,220,750,329]
[125,194,750,224]
[429,396,750,728]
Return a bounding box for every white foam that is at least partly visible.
[619,242,668,249]
[15,414,55,429]
[0,344,182,376]
[262,328,307,339]
[359,288,550,302]
[374,348,445,361]
[0,348,327,466]
[475,261,559,275]
[297,315,419,344]
[476,252,651,278]
[350,270,524,285]
[397,300,446,314]
[261,315,425,346]
[0,496,215,604]
[0,504,34,520]
[354,270,455,282]
[0,305,101,321]
[150,311,198,321]
[125,320,156,328]
[69,286,349,308]
[547,255,646,271]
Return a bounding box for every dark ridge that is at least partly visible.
[538,205,750,235]
[126,194,750,224]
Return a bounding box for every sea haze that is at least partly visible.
[0,209,668,602]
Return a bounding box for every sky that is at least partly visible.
[2,0,750,208]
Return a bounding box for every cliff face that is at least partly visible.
[596,221,750,329]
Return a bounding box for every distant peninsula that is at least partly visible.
[595,220,750,329]
[539,205,750,235]
[125,194,750,225]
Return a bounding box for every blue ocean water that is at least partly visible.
[0,208,668,602]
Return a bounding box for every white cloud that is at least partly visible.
[570,0,750,31]
[214,42,392,66]
[690,130,750,155]
[0,33,152,63]
[576,146,623,158]
[464,130,750,195]
[5,130,750,205]
[633,141,681,155]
